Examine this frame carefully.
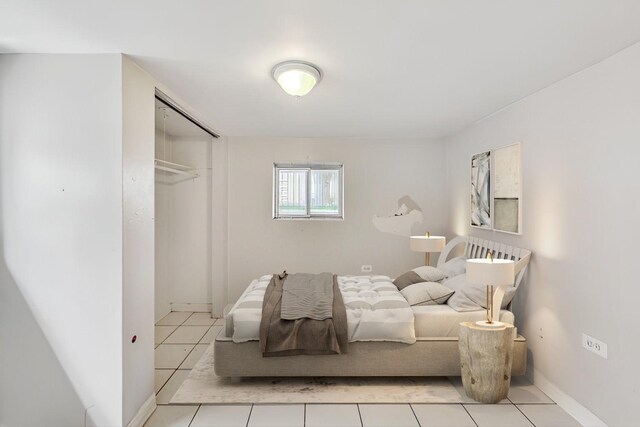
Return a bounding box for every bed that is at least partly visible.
[214,235,531,378]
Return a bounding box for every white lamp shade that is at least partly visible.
[466,258,515,286]
[410,236,446,253]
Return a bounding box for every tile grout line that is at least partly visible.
[186,404,201,427]
[153,368,175,395]
[161,368,192,404]
[157,312,219,346]
[513,403,537,427]
[169,328,215,345]
[303,403,306,427]
[197,325,215,345]
[245,404,254,427]
[182,312,196,325]
[155,311,195,327]
[356,403,364,427]
[523,381,555,404]
[155,368,177,401]
[155,343,197,371]
[517,402,557,405]
[461,404,479,427]
[155,311,194,345]
[408,403,422,427]
[157,324,179,346]
[177,344,200,370]
[155,313,200,403]
[154,313,196,406]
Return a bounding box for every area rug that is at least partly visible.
[171,343,465,404]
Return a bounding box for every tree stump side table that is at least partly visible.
[458,321,515,403]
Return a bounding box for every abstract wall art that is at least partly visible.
[493,143,522,234]
[470,151,491,229]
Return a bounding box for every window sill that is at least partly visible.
[272,216,344,221]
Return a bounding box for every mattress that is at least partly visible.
[226,274,416,344]
[412,305,514,337]
[226,274,516,342]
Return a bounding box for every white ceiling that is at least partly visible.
[3,1,640,138]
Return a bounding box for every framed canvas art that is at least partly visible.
[493,143,522,234]
[470,150,491,229]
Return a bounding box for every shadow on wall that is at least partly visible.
[0,251,89,427]
[525,348,536,379]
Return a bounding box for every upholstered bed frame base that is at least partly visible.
[214,335,527,378]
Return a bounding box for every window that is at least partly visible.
[273,163,343,219]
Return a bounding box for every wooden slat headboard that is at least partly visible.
[437,235,532,289]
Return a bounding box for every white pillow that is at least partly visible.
[411,266,448,282]
[400,282,454,306]
[444,274,516,312]
[439,256,467,277]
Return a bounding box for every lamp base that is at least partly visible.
[475,320,505,329]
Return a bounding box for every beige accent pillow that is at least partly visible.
[400,282,455,306]
[393,266,448,290]
[412,266,448,282]
[393,271,423,290]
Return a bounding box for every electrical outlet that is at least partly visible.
[582,333,607,359]
[361,265,372,273]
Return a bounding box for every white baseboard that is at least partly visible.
[529,369,606,427]
[171,303,212,313]
[126,393,156,427]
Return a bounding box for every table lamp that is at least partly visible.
[466,252,515,328]
[410,233,446,266]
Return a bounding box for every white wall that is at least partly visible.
[444,42,640,426]
[227,137,448,302]
[0,251,87,427]
[170,136,213,307]
[0,53,223,426]
[155,132,213,320]
[211,136,229,316]
[122,56,156,426]
[0,54,123,426]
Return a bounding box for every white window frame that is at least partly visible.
[273,163,344,220]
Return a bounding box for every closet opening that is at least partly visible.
[155,89,220,139]
[154,96,214,324]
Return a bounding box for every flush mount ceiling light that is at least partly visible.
[271,60,322,97]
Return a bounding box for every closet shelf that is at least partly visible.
[155,159,199,184]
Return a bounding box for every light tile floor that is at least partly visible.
[147,312,582,427]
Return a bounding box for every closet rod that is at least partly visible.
[155,89,220,139]
[154,159,198,177]
[155,165,198,177]
[155,158,194,170]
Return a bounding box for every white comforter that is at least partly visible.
[226,274,416,344]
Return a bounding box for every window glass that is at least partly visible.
[274,164,343,219]
[277,169,308,216]
[310,169,340,215]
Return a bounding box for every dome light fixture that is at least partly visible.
[271,60,322,97]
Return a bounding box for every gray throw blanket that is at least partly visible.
[259,273,348,357]
[281,272,334,320]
